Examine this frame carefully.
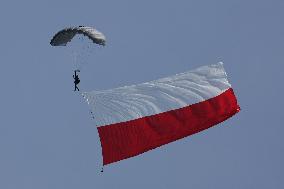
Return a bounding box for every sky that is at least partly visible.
[0,0,284,188]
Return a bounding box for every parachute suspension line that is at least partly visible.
[63,32,104,71]
[73,51,78,67]
[74,36,96,71]
[65,34,94,71]
[68,47,79,71]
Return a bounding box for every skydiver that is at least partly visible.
[73,70,80,91]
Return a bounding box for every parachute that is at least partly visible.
[50,26,106,46]
[50,26,106,70]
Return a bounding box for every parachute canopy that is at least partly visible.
[50,26,106,46]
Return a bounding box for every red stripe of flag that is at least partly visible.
[98,88,240,165]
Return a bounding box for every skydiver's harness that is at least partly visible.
[74,77,80,84]
[74,70,80,84]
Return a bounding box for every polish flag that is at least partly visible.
[82,63,240,165]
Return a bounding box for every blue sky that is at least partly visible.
[0,0,283,188]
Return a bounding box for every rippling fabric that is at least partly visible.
[82,62,231,127]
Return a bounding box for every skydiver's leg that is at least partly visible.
[75,85,79,91]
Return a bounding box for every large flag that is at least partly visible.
[82,63,240,165]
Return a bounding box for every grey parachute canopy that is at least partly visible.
[50,26,106,46]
